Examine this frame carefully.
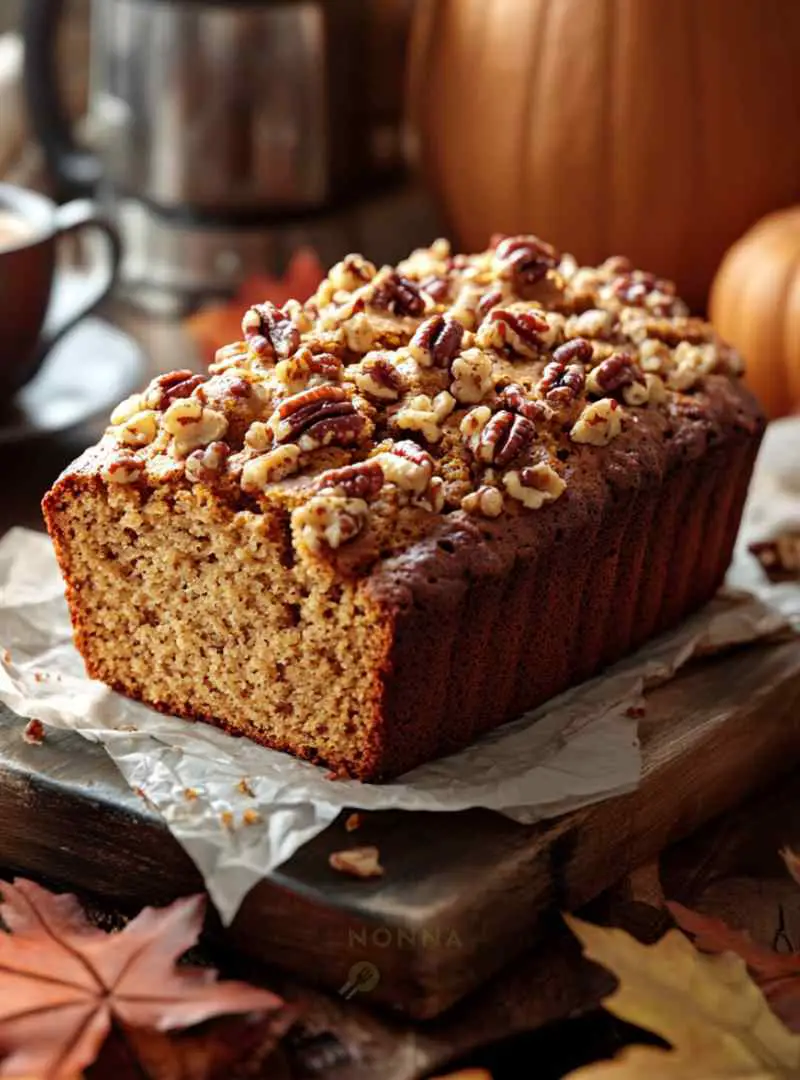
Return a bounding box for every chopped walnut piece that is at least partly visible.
[162,398,228,458]
[566,308,617,340]
[450,348,494,404]
[241,445,302,492]
[117,410,159,448]
[292,495,369,554]
[353,352,406,401]
[570,398,622,446]
[503,464,566,509]
[101,454,146,485]
[394,391,455,444]
[23,719,45,745]
[373,441,435,496]
[110,393,146,426]
[666,341,719,392]
[329,253,377,292]
[185,441,229,484]
[274,347,342,394]
[329,845,384,879]
[461,485,504,518]
[477,306,552,357]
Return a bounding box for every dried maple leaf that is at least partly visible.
[563,913,800,1079]
[186,248,325,360]
[0,878,288,1080]
[668,848,800,1032]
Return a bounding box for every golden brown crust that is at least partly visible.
[42,234,765,780]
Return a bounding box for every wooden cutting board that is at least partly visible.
[0,638,798,1020]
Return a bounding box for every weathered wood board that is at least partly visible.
[0,639,798,1019]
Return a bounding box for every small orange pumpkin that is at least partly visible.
[709,207,800,419]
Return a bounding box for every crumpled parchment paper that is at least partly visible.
[0,419,797,923]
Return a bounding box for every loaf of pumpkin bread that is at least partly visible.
[43,235,764,780]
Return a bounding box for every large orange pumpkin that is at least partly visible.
[409,0,800,311]
[710,206,800,419]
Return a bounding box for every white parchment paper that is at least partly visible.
[0,419,798,923]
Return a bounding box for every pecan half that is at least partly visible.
[409,314,465,368]
[371,272,425,317]
[145,370,206,409]
[493,235,559,286]
[587,352,644,397]
[420,274,451,303]
[482,307,550,355]
[270,385,368,451]
[315,460,385,500]
[353,353,406,401]
[499,383,552,424]
[242,301,301,360]
[538,341,590,404]
[476,409,536,468]
[609,272,678,316]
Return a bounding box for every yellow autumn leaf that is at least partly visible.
[564,914,800,1080]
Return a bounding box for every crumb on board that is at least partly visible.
[237,777,255,798]
[325,770,341,781]
[184,787,199,801]
[132,786,146,799]
[2,649,10,664]
[23,719,45,745]
[220,810,235,830]
[750,534,800,581]
[345,812,363,832]
[625,705,646,719]
[329,846,384,879]
[33,672,46,683]
[116,724,138,732]
[242,808,261,826]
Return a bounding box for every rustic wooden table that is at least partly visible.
[2,302,799,1080]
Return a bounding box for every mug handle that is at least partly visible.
[34,201,123,372]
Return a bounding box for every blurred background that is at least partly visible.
[0,0,799,516]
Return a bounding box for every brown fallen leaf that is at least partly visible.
[563,913,800,1079]
[668,847,800,1032]
[0,878,288,1079]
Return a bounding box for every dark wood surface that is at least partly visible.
[1,637,798,1020]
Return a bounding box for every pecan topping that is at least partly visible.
[409,314,464,368]
[477,288,504,319]
[270,385,368,451]
[499,383,552,424]
[147,370,206,409]
[538,345,588,404]
[292,495,369,554]
[371,272,425,317]
[316,460,384,500]
[101,454,145,485]
[242,301,301,360]
[485,308,549,352]
[185,441,230,484]
[609,272,679,316]
[275,347,342,394]
[420,275,450,303]
[587,352,644,397]
[493,235,559,286]
[354,353,406,401]
[476,409,536,468]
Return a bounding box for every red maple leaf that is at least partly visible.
[669,848,800,1032]
[0,878,289,1079]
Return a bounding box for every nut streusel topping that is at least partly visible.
[101,234,746,565]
